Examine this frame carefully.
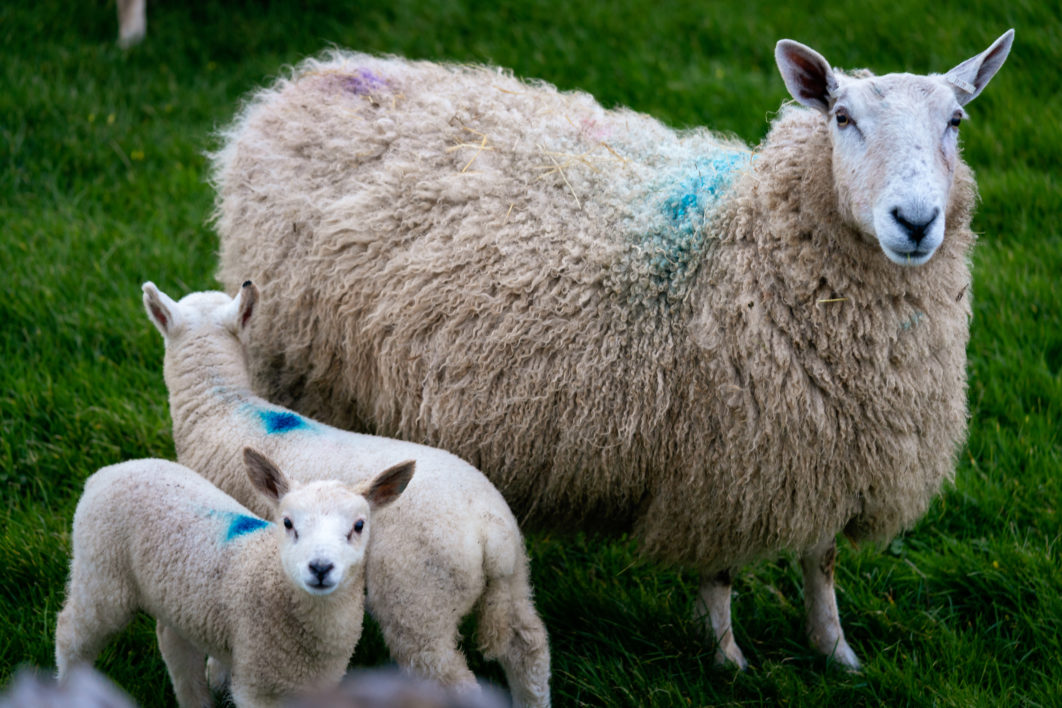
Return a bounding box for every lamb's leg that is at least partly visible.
[800,538,861,670]
[55,570,135,680]
[476,573,551,708]
[156,621,211,707]
[696,569,748,669]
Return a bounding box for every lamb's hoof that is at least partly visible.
[713,642,749,671]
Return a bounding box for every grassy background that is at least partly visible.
[2,0,1059,705]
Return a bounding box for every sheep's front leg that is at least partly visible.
[696,569,748,669]
[800,538,861,670]
[156,622,211,707]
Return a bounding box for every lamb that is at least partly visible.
[208,32,1014,668]
[141,281,550,707]
[54,449,413,707]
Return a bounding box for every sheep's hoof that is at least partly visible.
[713,643,749,671]
[822,640,861,673]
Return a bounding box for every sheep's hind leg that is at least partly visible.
[476,573,551,708]
[156,621,211,707]
[696,569,748,669]
[800,538,861,670]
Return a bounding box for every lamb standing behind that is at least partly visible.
[55,450,413,707]
[210,32,1013,667]
[142,281,550,707]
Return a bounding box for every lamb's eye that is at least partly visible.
[353,520,365,534]
[949,112,962,128]
[283,517,293,531]
[835,109,851,128]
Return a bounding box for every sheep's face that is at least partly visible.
[276,481,372,596]
[774,31,1013,266]
[827,74,962,266]
[242,448,414,597]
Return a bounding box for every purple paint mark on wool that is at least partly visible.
[343,69,388,95]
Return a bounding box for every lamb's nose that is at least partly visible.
[308,560,334,583]
[891,207,939,245]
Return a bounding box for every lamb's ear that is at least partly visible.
[944,29,1014,105]
[775,39,838,113]
[244,447,290,504]
[235,280,258,331]
[142,282,181,338]
[363,460,415,510]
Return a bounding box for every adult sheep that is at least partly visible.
[210,32,1015,668]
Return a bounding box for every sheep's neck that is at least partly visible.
[165,332,264,454]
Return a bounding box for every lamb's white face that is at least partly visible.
[828,74,962,265]
[774,30,1013,267]
[276,481,371,596]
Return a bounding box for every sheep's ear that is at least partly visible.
[142,282,181,338]
[944,29,1014,105]
[363,460,415,510]
[234,280,258,331]
[775,39,837,113]
[244,447,290,504]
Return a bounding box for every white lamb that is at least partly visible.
[54,449,413,708]
[141,281,550,707]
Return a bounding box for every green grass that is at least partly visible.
[2,0,1059,705]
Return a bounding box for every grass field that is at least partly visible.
[2,0,1060,705]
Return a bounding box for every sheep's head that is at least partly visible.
[774,30,1013,266]
[243,447,414,596]
[142,280,258,344]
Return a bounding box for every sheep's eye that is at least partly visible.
[353,520,365,534]
[283,517,293,531]
[949,112,962,128]
[835,109,851,128]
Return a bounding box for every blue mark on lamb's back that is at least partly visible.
[259,410,308,434]
[225,513,270,542]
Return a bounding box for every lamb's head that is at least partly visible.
[774,30,1013,266]
[243,448,414,596]
[142,280,259,347]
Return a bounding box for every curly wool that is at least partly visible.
[212,52,976,572]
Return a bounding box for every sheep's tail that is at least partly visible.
[476,521,551,708]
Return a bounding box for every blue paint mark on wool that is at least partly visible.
[259,410,308,434]
[226,514,270,541]
[637,149,751,302]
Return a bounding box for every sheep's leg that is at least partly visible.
[800,538,861,670]
[206,656,231,695]
[696,569,748,669]
[476,573,551,708]
[55,571,135,680]
[370,595,477,690]
[116,0,146,47]
[156,622,211,708]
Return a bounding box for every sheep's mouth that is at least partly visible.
[881,245,934,267]
[306,579,337,595]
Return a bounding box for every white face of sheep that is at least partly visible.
[243,448,414,597]
[775,30,1013,266]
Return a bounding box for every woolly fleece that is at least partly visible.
[211,51,977,573]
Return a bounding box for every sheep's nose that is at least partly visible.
[891,206,939,245]
[308,560,334,583]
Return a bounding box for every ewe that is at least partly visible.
[142,281,550,706]
[55,449,412,707]
[210,32,1014,668]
